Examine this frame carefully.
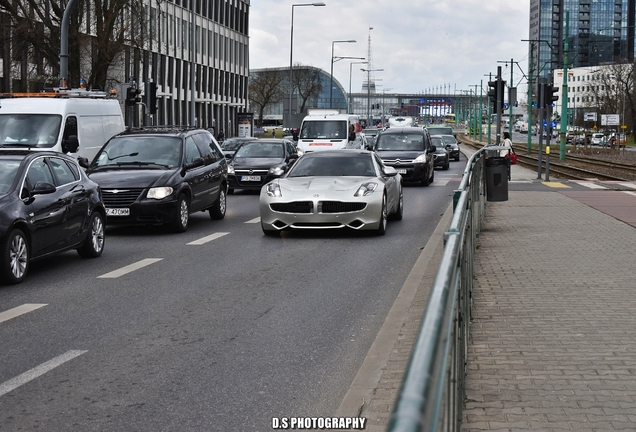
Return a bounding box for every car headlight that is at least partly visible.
[228,164,235,174]
[354,182,378,197]
[268,164,285,176]
[266,182,282,197]
[414,154,427,163]
[147,187,174,200]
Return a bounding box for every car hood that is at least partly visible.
[278,176,370,193]
[375,150,425,159]
[232,157,284,169]
[87,169,176,188]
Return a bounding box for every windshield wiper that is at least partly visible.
[109,152,139,161]
[115,161,172,169]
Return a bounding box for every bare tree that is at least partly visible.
[0,0,146,91]
[248,68,285,127]
[292,64,322,114]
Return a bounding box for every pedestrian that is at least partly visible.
[217,129,225,142]
[272,128,276,138]
[501,132,513,180]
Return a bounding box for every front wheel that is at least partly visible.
[376,194,387,235]
[391,189,403,221]
[209,187,227,220]
[1,228,29,284]
[170,194,190,233]
[77,211,105,258]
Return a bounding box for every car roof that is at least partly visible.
[379,127,424,135]
[117,126,207,138]
[0,149,67,158]
[303,150,371,158]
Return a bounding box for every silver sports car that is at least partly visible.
[259,150,403,236]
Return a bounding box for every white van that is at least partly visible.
[0,88,125,160]
[297,110,362,153]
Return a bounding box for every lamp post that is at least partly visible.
[289,3,325,127]
[349,60,367,114]
[330,40,356,108]
[361,68,383,126]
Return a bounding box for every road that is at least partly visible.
[0,160,464,431]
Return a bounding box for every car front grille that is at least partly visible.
[101,188,144,206]
[270,201,314,213]
[382,159,416,165]
[320,201,366,213]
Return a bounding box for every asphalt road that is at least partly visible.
[0,159,465,431]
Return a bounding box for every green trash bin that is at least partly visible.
[485,156,508,202]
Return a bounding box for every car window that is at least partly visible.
[376,134,424,151]
[288,155,375,177]
[235,142,284,158]
[192,133,217,163]
[26,157,55,187]
[185,137,202,164]
[93,136,182,167]
[0,159,21,194]
[49,157,78,185]
[430,137,443,148]
[285,141,296,156]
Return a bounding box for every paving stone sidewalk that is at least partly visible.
[463,191,636,431]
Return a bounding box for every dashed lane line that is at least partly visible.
[187,232,230,245]
[0,304,47,324]
[618,182,636,190]
[245,217,261,224]
[624,191,636,198]
[0,350,87,397]
[97,258,163,279]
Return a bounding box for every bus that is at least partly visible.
[444,113,456,124]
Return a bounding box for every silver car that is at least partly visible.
[259,150,403,236]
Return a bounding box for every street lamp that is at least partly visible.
[361,67,383,126]
[289,3,325,127]
[349,60,367,114]
[330,40,356,108]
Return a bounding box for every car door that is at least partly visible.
[193,132,223,208]
[22,157,68,257]
[49,156,90,247]
[183,135,209,211]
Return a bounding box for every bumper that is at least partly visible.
[228,173,278,190]
[105,198,179,226]
[383,162,427,183]
[434,155,449,167]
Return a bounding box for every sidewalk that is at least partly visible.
[462,153,636,430]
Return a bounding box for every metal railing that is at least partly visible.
[387,147,494,432]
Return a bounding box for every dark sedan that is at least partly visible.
[82,127,228,232]
[227,139,300,193]
[373,127,436,186]
[430,137,450,170]
[439,134,461,161]
[0,150,105,284]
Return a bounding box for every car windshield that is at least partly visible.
[0,159,21,194]
[299,121,347,139]
[288,155,376,177]
[234,142,284,158]
[221,138,252,151]
[376,134,424,151]
[0,114,62,148]
[430,137,443,148]
[441,135,457,145]
[92,136,182,167]
[427,127,453,136]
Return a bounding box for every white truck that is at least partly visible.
[387,116,414,128]
[0,88,125,160]
[297,110,362,153]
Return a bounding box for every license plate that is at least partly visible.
[397,169,407,174]
[241,175,261,181]
[106,208,130,216]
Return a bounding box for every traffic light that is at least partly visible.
[146,81,157,114]
[487,78,505,113]
[544,84,559,107]
[126,86,141,106]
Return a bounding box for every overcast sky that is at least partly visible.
[249,0,531,98]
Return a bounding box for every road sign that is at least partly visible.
[601,114,620,126]
[584,112,597,122]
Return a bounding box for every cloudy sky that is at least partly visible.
[249,0,531,97]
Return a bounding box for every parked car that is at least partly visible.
[439,134,461,161]
[373,127,436,186]
[591,133,606,146]
[259,150,402,236]
[81,127,228,232]
[227,139,300,194]
[220,136,257,158]
[430,137,450,170]
[0,149,105,284]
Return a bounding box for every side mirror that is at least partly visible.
[428,145,437,153]
[78,156,90,169]
[32,181,57,195]
[225,153,234,160]
[288,153,298,160]
[383,166,398,177]
[62,135,80,153]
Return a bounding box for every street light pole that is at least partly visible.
[349,60,367,114]
[330,40,356,109]
[289,3,325,128]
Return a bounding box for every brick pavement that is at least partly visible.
[463,190,636,431]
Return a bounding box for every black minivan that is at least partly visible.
[81,127,228,232]
[373,127,436,186]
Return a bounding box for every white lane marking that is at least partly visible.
[624,191,636,197]
[187,232,229,245]
[245,217,261,224]
[573,181,608,190]
[618,182,636,190]
[97,258,163,278]
[0,304,47,324]
[0,350,87,397]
